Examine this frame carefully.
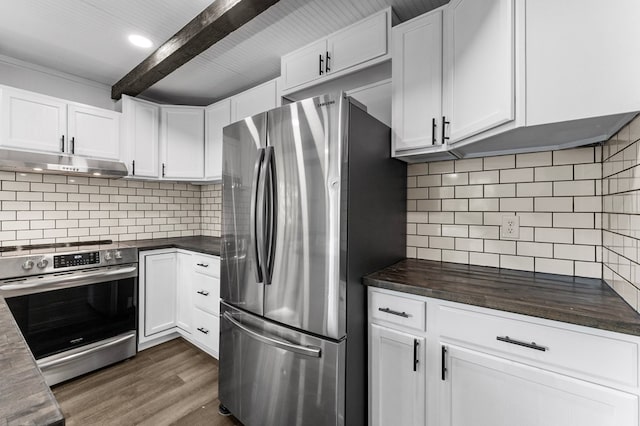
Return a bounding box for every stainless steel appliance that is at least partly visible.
[0,242,138,385]
[220,93,406,425]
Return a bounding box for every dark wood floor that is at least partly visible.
[52,338,242,426]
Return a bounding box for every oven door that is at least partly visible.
[2,264,137,360]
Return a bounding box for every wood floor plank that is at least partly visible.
[52,338,241,426]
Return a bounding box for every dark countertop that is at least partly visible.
[119,235,222,256]
[364,259,640,337]
[0,299,64,425]
[0,235,220,425]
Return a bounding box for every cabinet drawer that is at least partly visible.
[192,308,219,354]
[439,305,639,388]
[192,254,220,277]
[370,290,426,332]
[193,272,219,315]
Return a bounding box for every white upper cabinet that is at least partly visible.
[160,106,205,180]
[68,103,120,160]
[121,96,160,178]
[392,9,443,152]
[525,0,640,126]
[282,40,328,91]
[281,8,391,94]
[442,0,515,143]
[1,87,68,154]
[0,86,120,158]
[327,11,389,76]
[231,78,279,123]
[205,99,231,181]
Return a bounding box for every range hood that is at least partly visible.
[0,149,128,178]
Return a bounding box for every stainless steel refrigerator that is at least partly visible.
[219,93,406,426]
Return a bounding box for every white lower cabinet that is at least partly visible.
[370,324,425,426]
[368,288,640,426]
[442,345,637,426]
[139,249,220,358]
[142,251,177,336]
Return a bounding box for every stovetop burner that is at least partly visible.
[0,239,113,253]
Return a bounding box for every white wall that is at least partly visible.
[0,54,116,110]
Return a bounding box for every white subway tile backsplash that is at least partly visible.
[469,170,499,185]
[455,185,484,199]
[443,250,468,264]
[516,152,552,168]
[484,184,515,198]
[534,197,573,212]
[517,241,553,258]
[455,158,483,172]
[535,258,573,275]
[553,180,595,196]
[553,147,594,165]
[485,240,516,255]
[484,155,515,170]
[469,252,500,268]
[535,165,573,182]
[500,168,533,183]
[535,228,573,244]
[500,198,533,212]
[442,173,468,186]
[442,225,468,238]
[516,182,552,197]
[553,213,594,229]
[501,255,534,271]
[469,198,499,212]
[429,161,454,174]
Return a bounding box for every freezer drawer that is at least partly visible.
[220,303,346,426]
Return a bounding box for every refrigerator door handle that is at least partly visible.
[250,148,266,283]
[263,146,277,285]
[223,312,322,358]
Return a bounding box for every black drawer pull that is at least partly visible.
[196,290,209,296]
[378,307,410,318]
[196,263,209,268]
[413,339,419,372]
[441,345,447,381]
[497,336,547,352]
[197,327,209,334]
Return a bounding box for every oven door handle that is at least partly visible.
[0,265,138,292]
[37,332,136,369]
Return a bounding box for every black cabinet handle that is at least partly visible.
[441,345,447,381]
[132,160,135,176]
[196,290,209,296]
[197,327,209,334]
[497,336,547,352]
[196,263,209,268]
[378,307,410,318]
[162,163,165,177]
[319,54,324,75]
[325,51,331,73]
[61,135,65,153]
[413,339,419,372]
[71,137,75,154]
[432,118,437,145]
[442,116,450,144]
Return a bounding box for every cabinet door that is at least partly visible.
[526,0,640,125]
[231,79,278,123]
[0,88,67,153]
[281,40,326,91]
[443,0,515,143]
[122,96,159,178]
[205,99,231,180]
[68,104,120,160]
[370,324,426,426]
[441,345,638,426]
[327,10,388,75]
[176,252,192,333]
[144,253,177,336]
[160,106,204,179]
[392,10,442,152]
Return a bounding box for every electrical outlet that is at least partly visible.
[501,215,520,239]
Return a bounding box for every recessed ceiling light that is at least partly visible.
[128,34,153,48]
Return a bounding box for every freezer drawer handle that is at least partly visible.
[497,336,547,352]
[223,312,322,358]
[378,307,410,318]
[196,290,209,296]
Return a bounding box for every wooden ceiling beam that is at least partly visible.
[111,0,280,100]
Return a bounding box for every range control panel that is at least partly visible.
[54,252,100,268]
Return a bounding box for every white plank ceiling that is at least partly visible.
[0,0,447,105]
